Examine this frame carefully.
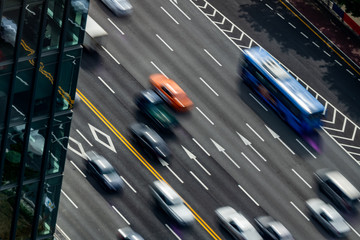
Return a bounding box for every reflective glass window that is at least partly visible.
[43,0,65,51]
[0,186,17,239]
[0,74,10,130]
[66,0,89,47]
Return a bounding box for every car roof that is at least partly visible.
[268,222,291,237]
[153,180,181,203]
[140,89,162,104]
[319,204,341,220]
[325,171,360,199]
[231,214,253,230]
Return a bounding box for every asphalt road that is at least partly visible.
[56,0,360,239]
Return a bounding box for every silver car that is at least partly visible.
[254,216,294,240]
[101,0,133,16]
[117,227,144,240]
[150,180,194,226]
[215,206,263,240]
[306,198,350,237]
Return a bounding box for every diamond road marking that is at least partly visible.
[68,137,87,159]
[89,124,117,153]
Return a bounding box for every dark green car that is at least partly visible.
[135,90,178,130]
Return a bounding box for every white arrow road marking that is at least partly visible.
[237,132,267,162]
[161,160,184,183]
[265,125,295,155]
[182,146,211,175]
[211,138,240,168]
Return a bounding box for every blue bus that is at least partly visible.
[241,47,325,134]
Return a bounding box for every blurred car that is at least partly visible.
[129,123,171,162]
[101,0,133,16]
[135,89,178,131]
[86,151,123,191]
[149,73,193,112]
[118,227,144,240]
[254,216,294,240]
[314,169,360,212]
[150,180,194,226]
[306,198,350,237]
[215,206,263,240]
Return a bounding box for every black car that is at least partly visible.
[86,151,123,191]
[129,123,171,162]
[135,90,178,131]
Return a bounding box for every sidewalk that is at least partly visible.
[287,0,360,68]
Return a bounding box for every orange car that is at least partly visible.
[150,74,193,112]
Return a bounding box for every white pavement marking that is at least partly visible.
[89,123,117,152]
[161,6,179,24]
[291,169,312,189]
[165,224,182,240]
[312,41,319,48]
[68,137,87,159]
[238,184,259,206]
[170,0,191,20]
[107,18,124,35]
[211,139,240,168]
[277,13,285,19]
[56,225,71,240]
[335,60,342,66]
[182,146,211,175]
[112,206,130,225]
[296,139,316,158]
[237,132,267,162]
[194,158,211,175]
[150,61,168,78]
[121,176,137,193]
[70,160,86,178]
[265,125,295,155]
[290,201,309,221]
[323,50,331,57]
[199,77,219,96]
[76,129,93,146]
[265,3,273,10]
[196,107,214,125]
[192,138,211,156]
[346,69,355,76]
[300,32,309,39]
[241,152,260,171]
[204,49,222,66]
[246,123,265,141]
[98,76,115,94]
[278,137,295,155]
[156,34,174,51]
[346,221,360,237]
[166,165,184,183]
[288,22,296,29]
[190,171,208,190]
[249,93,268,111]
[61,190,78,209]
[101,46,120,65]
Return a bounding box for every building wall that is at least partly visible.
[0,0,88,239]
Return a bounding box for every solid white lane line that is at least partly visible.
[192,138,210,156]
[156,34,173,51]
[170,0,191,20]
[196,107,214,125]
[199,77,219,96]
[249,93,268,111]
[246,123,265,142]
[238,184,259,206]
[190,171,208,190]
[165,224,182,240]
[70,160,86,178]
[241,152,260,171]
[161,6,179,24]
[290,201,309,221]
[312,41,320,48]
[291,169,312,189]
[346,221,360,237]
[166,165,184,183]
[250,145,267,162]
[346,69,355,76]
[288,22,296,29]
[194,158,211,176]
[265,3,273,10]
[120,176,137,193]
[101,46,120,64]
[98,76,115,94]
[323,50,331,57]
[300,32,308,39]
[76,129,93,146]
[296,139,316,158]
[277,13,285,19]
[112,206,130,225]
[56,225,71,240]
[204,49,222,66]
[150,61,168,79]
[335,60,342,66]
[107,18,124,35]
[61,190,78,209]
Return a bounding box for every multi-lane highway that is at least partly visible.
[56,0,360,239]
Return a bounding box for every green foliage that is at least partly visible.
[335,0,360,17]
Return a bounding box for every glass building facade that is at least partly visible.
[0,0,88,239]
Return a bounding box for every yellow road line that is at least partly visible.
[76,89,222,240]
[279,0,360,76]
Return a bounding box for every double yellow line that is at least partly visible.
[279,0,360,76]
[76,89,222,240]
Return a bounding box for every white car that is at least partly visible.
[215,206,263,240]
[306,198,350,237]
[150,180,194,226]
[101,0,133,16]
